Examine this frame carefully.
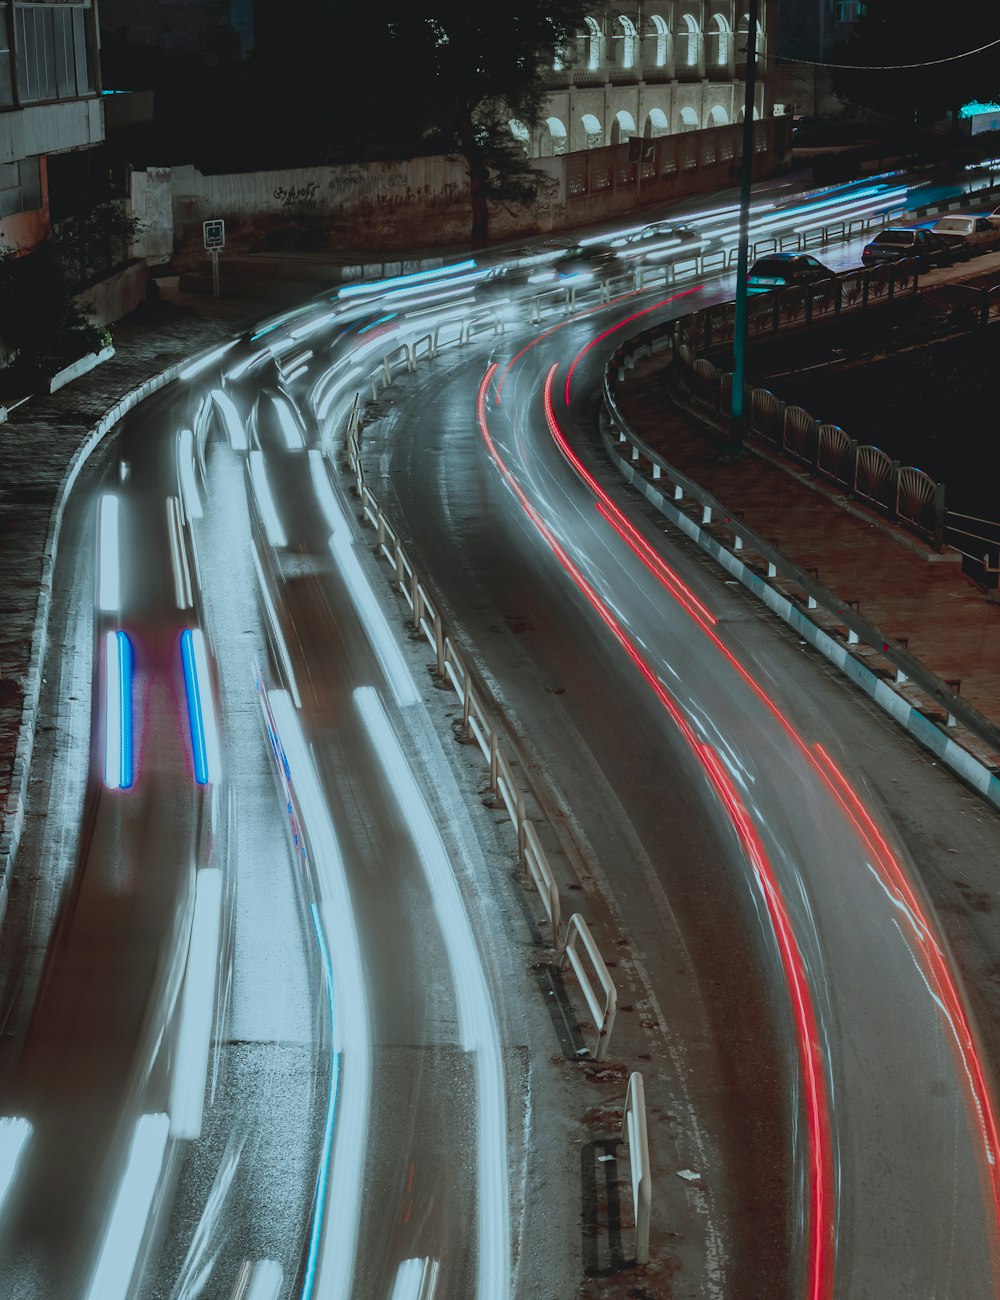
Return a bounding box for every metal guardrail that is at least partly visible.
[602,364,1000,760]
[561,913,618,1061]
[621,1071,652,1266]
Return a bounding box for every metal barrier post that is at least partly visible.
[561,913,618,1060]
[621,1072,652,1266]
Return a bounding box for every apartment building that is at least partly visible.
[0,0,104,253]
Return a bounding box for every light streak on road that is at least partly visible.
[166,496,194,610]
[813,743,1000,1238]
[337,259,477,300]
[262,687,370,1300]
[84,1113,170,1300]
[291,311,338,341]
[0,1118,31,1215]
[248,450,287,548]
[177,427,203,521]
[169,867,223,1140]
[178,341,237,382]
[355,686,510,1300]
[249,306,315,341]
[308,449,344,534]
[477,362,834,1299]
[98,493,121,612]
[313,365,363,423]
[390,1256,440,1300]
[273,394,306,450]
[328,532,419,709]
[181,627,222,785]
[103,629,134,790]
[251,544,302,709]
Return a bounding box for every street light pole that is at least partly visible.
[731,0,759,448]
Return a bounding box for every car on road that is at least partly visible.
[474,263,555,299]
[861,227,952,269]
[930,214,1000,256]
[987,205,1000,230]
[618,222,702,263]
[551,243,621,282]
[746,253,834,295]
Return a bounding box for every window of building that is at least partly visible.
[680,14,700,67]
[834,1,864,20]
[617,14,637,68]
[650,14,669,67]
[14,3,92,105]
[0,5,12,105]
[581,111,602,148]
[0,156,41,217]
[584,15,603,70]
[710,14,732,65]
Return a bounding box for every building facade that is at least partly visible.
[0,0,104,253]
[529,2,776,157]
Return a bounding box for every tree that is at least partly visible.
[257,2,590,245]
[830,1,1000,129]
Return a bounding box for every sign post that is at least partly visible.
[202,219,226,297]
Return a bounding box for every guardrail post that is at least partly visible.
[561,913,617,1060]
[489,730,499,794]
[933,482,946,552]
[621,1072,651,1266]
[411,571,422,629]
[889,460,901,523]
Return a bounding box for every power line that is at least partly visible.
[773,32,1000,71]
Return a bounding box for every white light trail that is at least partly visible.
[315,366,362,423]
[169,867,223,1139]
[166,497,194,610]
[273,395,306,450]
[250,545,301,709]
[248,451,287,548]
[98,494,120,612]
[390,1257,441,1300]
[243,1260,284,1300]
[0,1118,31,1216]
[177,427,203,521]
[308,449,345,534]
[85,1113,169,1300]
[354,687,510,1300]
[178,341,237,381]
[329,531,419,708]
[211,388,248,450]
[264,689,370,1300]
[291,311,337,340]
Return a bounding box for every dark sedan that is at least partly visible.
[862,227,951,269]
[746,253,834,295]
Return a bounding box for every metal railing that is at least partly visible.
[561,913,618,1061]
[621,1072,652,1265]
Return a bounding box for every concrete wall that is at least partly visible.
[72,260,148,328]
[128,166,174,265]
[135,117,791,255]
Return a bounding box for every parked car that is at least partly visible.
[618,222,702,263]
[930,214,1000,255]
[746,253,834,295]
[861,227,951,269]
[988,205,1000,230]
[551,244,621,281]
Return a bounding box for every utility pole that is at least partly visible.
[730,0,759,448]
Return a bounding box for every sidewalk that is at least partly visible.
[612,356,1000,773]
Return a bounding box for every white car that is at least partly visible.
[987,205,1000,229]
[930,213,1000,253]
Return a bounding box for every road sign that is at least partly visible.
[203,219,226,251]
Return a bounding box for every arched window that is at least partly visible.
[544,116,568,155]
[553,40,569,71]
[710,13,732,65]
[611,109,637,144]
[679,13,701,67]
[736,13,764,62]
[707,103,729,127]
[617,14,638,68]
[650,14,670,67]
[584,16,604,70]
[679,105,699,131]
[644,106,669,137]
[736,105,761,121]
[509,119,530,154]
[581,112,603,147]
